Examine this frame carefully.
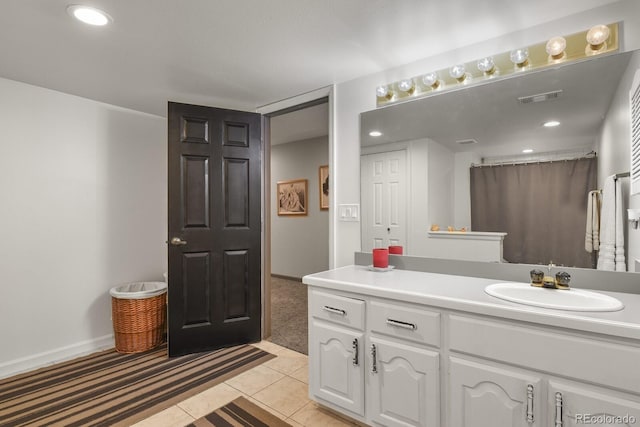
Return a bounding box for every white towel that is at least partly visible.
[597,175,626,271]
[585,190,600,253]
[615,178,626,271]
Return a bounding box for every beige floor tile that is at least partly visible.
[252,376,310,417]
[286,418,305,427]
[177,382,244,419]
[130,405,195,427]
[290,401,357,427]
[251,340,289,355]
[262,348,308,375]
[245,395,289,420]
[289,365,308,384]
[225,364,285,395]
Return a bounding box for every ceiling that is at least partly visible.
[270,103,328,145]
[0,0,622,117]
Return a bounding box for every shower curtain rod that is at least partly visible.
[471,151,597,168]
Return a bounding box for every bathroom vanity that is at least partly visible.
[303,266,640,427]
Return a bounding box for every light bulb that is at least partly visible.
[546,37,567,58]
[376,85,390,98]
[422,72,439,87]
[67,5,112,26]
[543,120,561,128]
[477,57,495,74]
[449,64,466,80]
[586,24,610,49]
[510,48,529,66]
[398,79,415,93]
[369,131,382,137]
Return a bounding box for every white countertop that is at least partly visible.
[302,265,640,341]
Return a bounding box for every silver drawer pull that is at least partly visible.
[386,318,417,330]
[323,305,346,316]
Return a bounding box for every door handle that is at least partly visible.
[170,237,187,246]
[555,392,563,427]
[352,338,359,366]
[526,384,534,423]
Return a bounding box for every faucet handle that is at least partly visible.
[555,272,571,289]
[547,261,555,273]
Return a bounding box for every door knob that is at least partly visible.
[170,237,187,246]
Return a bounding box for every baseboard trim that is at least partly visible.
[0,334,114,379]
[271,274,302,282]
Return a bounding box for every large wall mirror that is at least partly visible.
[360,48,640,273]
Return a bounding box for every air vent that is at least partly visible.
[517,90,563,105]
[456,139,478,145]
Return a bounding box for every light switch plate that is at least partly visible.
[339,204,360,222]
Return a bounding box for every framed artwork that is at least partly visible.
[319,165,329,210]
[277,179,308,216]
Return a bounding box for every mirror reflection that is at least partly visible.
[360,49,639,272]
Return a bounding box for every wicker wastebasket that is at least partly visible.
[110,282,167,354]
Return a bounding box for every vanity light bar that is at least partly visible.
[376,23,620,107]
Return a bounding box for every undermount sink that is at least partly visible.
[485,282,624,312]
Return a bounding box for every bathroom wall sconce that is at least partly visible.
[477,57,496,75]
[586,24,610,54]
[628,209,640,229]
[397,79,416,95]
[510,48,530,67]
[422,72,441,89]
[376,22,619,107]
[449,64,467,82]
[546,36,567,60]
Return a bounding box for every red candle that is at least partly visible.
[389,245,403,255]
[372,248,389,268]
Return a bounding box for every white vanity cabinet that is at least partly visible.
[308,290,366,417]
[304,266,640,427]
[368,299,441,427]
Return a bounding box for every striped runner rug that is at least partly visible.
[188,397,292,427]
[0,344,275,427]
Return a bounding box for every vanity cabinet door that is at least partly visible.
[548,381,640,427]
[309,320,364,417]
[449,357,543,427]
[369,337,439,427]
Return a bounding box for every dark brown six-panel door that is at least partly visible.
[167,102,261,357]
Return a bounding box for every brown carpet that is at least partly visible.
[268,276,308,355]
[0,344,274,427]
[187,396,292,427]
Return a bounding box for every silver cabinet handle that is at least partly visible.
[386,318,417,330]
[526,384,534,423]
[323,305,346,316]
[170,237,187,246]
[555,392,563,427]
[352,338,359,366]
[371,344,378,373]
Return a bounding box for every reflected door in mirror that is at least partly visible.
[361,150,407,251]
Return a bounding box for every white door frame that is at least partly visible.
[256,85,336,338]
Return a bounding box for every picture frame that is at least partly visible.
[277,179,308,216]
[319,165,329,210]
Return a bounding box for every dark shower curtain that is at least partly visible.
[470,157,597,268]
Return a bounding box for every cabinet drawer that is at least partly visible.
[449,314,640,394]
[309,290,365,331]
[369,299,440,347]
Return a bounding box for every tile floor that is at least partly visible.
[131,340,360,427]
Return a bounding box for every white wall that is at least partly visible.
[597,50,640,272]
[333,0,640,268]
[454,151,482,229]
[0,78,166,377]
[271,137,329,278]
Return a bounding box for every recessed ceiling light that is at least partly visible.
[522,149,534,153]
[369,131,382,137]
[543,120,561,127]
[67,5,112,26]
